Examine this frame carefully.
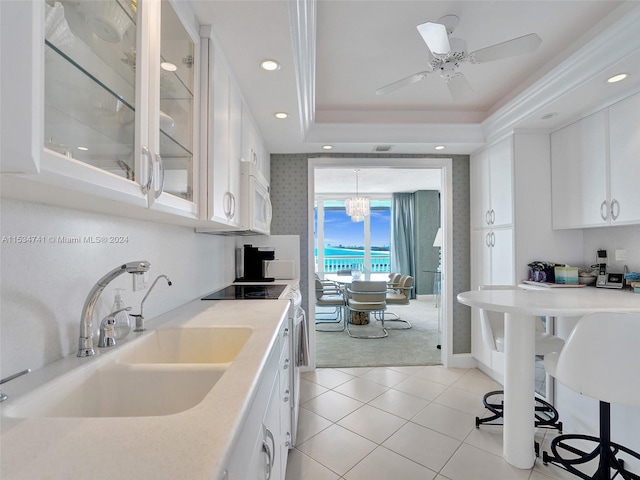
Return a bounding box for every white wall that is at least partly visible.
[582,224,640,271]
[0,199,236,377]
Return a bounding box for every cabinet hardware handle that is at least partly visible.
[485,210,491,225]
[223,192,232,218]
[492,232,496,247]
[262,427,275,480]
[141,146,153,195]
[283,358,290,370]
[486,232,491,247]
[600,200,609,221]
[231,193,236,218]
[283,327,289,337]
[284,389,290,402]
[611,199,620,220]
[490,209,495,225]
[154,153,165,199]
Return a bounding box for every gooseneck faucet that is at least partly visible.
[132,274,172,332]
[77,261,151,357]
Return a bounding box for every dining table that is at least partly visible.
[457,284,640,470]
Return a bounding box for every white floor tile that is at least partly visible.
[302,389,363,423]
[334,366,374,377]
[358,367,411,387]
[295,406,333,444]
[463,424,504,457]
[440,443,530,480]
[285,449,340,480]
[344,446,438,480]
[451,369,502,396]
[413,365,468,386]
[296,424,377,476]
[412,402,476,441]
[392,375,450,402]
[368,387,431,420]
[383,421,461,472]
[333,376,389,403]
[337,404,407,444]
[432,387,487,417]
[299,377,329,403]
[302,368,355,389]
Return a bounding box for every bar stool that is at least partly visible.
[543,311,640,480]
[476,285,564,452]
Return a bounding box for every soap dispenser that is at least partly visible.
[112,288,131,340]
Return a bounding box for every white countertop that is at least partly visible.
[0,296,291,479]
[458,285,640,317]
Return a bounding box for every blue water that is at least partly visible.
[317,247,389,257]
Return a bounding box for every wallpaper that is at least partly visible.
[269,154,471,355]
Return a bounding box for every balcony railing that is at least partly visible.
[319,255,390,274]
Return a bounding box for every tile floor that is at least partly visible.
[285,365,577,480]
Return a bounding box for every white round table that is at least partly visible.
[457,286,640,469]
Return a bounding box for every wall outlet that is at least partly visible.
[615,249,628,261]
[133,271,149,291]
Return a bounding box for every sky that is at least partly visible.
[320,207,390,248]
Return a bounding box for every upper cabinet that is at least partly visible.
[608,91,640,225]
[1,0,200,219]
[551,91,640,229]
[471,137,513,231]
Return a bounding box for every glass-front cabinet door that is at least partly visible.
[1,0,199,218]
[148,0,198,216]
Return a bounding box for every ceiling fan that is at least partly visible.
[376,15,542,100]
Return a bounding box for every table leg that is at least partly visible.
[503,312,536,469]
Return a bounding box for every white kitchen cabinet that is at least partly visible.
[224,318,291,480]
[201,30,242,226]
[471,137,513,231]
[608,91,640,225]
[1,0,200,220]
[551,91,640,229]
[551,110,608,229]
[242,106,270,183]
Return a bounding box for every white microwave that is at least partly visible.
[239,162,272,234]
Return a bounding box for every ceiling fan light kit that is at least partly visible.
[377,14,542,100]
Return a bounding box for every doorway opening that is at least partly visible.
[307,157,453,369]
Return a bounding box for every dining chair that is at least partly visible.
[476,285,564,454]
[383,274,413,329]
[314,278,346,332]
[345,280,388,338]
[543,312,640,480]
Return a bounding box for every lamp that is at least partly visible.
[345,169,370,222]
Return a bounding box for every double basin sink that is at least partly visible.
[4,327,252,418]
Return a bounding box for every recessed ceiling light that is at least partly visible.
[435,145,445,150]
[322,145,333,150]
[260,59,281,71]
[77,146,89,151]
[160,62,177,72]
[541,112,558,120]
[274,112,288,119]
[607,73,628,83]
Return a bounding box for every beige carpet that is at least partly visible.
[315,295,442,368]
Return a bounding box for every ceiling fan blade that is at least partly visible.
[446,73,473,100]
[376,71,430,95]
[416,22,451,58]
[469,33,542,63]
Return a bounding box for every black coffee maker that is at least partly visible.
[236,244,275,282]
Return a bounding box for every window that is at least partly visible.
[315,199,391,274]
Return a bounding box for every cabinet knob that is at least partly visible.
[283,358,290,370]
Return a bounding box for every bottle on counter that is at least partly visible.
[112,288,131,340]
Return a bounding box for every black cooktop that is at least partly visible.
[201,284,287,300]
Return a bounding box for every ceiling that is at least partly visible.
[189,0,640,158]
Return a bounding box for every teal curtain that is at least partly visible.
[390,193,416,298]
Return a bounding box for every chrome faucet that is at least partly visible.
[0,369,31,402]
[98,306,132,348]
[78,261,151,357]
[132,274,172,332]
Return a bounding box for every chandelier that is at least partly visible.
[345,170,370,222]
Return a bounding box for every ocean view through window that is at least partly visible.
[315,200,391,273]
